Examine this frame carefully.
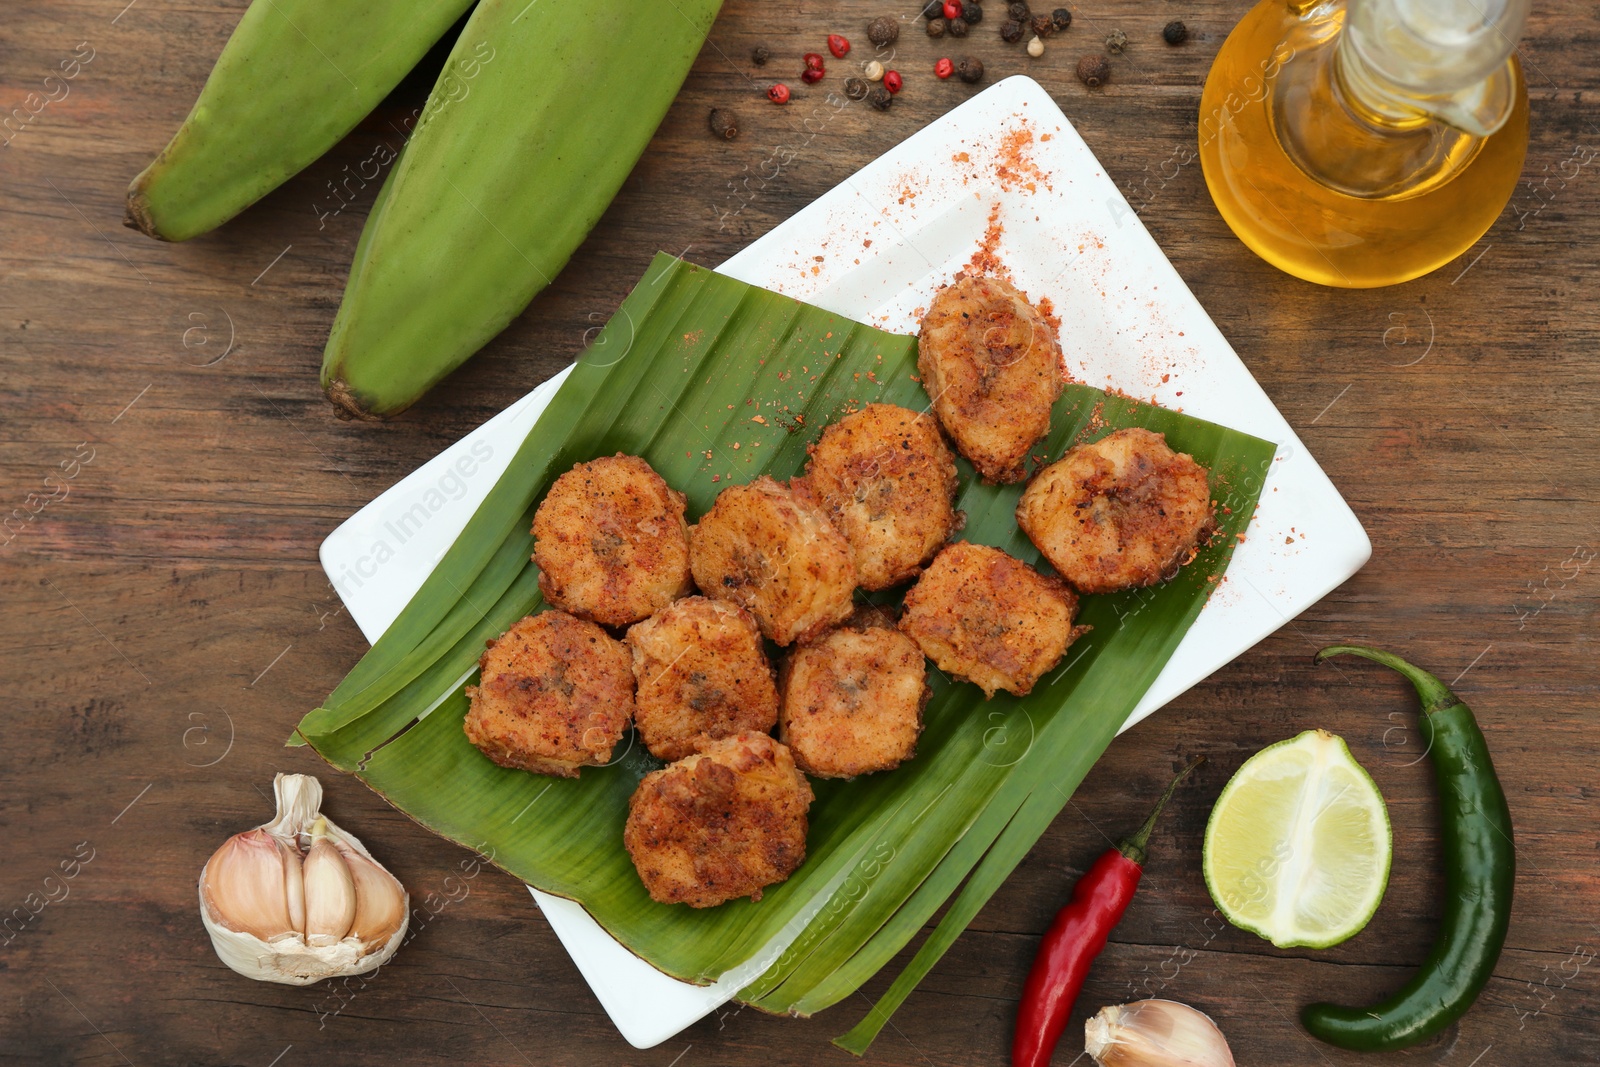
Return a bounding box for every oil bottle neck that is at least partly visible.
[1337,0,1527,135]
[1268,0,1528,198]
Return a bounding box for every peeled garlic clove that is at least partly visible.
[330,832,407,945]
[285,837,306,936]
[198,773,410,985]
[1085,1000,1236,1067]
[303,818,357,947]
[201,829,300,942]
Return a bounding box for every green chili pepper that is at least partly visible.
[1301,644,1514,1051]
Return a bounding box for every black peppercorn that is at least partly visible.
[867,85,893,110]
[1163,19,1188,44]
[708,108,738,140]
[844,76,869,99]
[947,15,969,36]
[1000,17,1024,41]
[1030,13,1055,36]
[927,16,946,36]
[1051,7,1071,30]
[752,45,771,66]
[963,3,983,23]
[921,0,943,18]
[1007,1,1030,21]
[1076,52,1110,87]
[1105,28,1127,53]
[867,16,900,46]
[956,55,984,83]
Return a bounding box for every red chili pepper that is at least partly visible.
[1011,758,1203,1067]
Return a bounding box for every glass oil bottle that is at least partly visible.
[1199,0,1530,288]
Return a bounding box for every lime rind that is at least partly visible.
[1202,729,1392,950]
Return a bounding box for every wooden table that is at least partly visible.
[3,0,1595,1062]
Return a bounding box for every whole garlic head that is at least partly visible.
[199,773,409,985]
[1085,1000,1236,1067]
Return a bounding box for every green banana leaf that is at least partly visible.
[295,253,1274,1038]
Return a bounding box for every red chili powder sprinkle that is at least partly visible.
[994,127,1047,193]
[964,202,1008,278]
[1035,295,1062,336]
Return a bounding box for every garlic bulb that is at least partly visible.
[1085,1000,1236,1067]
[199,773,409,985]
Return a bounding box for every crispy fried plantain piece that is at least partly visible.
[532,453,693,627]
[624,732,813,907]
[779,610,929,778]
[899,541,1087,697]
[626,596,779,761]
[801,403,960,591]
[917,276,1064,483]
[464,611,635,778]
[688,475,857,646]
[1016,427,1215,594]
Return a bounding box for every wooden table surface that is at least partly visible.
[4,0,1597,1063]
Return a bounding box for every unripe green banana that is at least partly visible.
[320,0,723,420]
[125,0,475,242]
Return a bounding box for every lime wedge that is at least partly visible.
[1203,729,1392,949]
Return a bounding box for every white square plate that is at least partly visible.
[320,76,1369,1048]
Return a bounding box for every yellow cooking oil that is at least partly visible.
[1199,0,1529,288]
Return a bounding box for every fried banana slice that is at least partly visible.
[688,475,857,646]
[899,541,1085,698]
[801,403,960,590]
[464,611,635,778]
[532,453,693,627]
[917,275,1064,483]
[626,596,779,761]
[624,732,814,908]
[1016,427,1215,594]
[779,610,929,778]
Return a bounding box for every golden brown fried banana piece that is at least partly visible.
[801,403,960,591]
[917,275,1064,483]
[464,611,635,778]
[688,475,857,646]
[626,596,779,761]
[532,453,693,627]
[779,611,928,778]
[1016,427,1215,594]
[624,732,813,908]
[899,541,1085,698]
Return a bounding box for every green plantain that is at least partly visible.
[320,0,722,420]
[126,0,475,242]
